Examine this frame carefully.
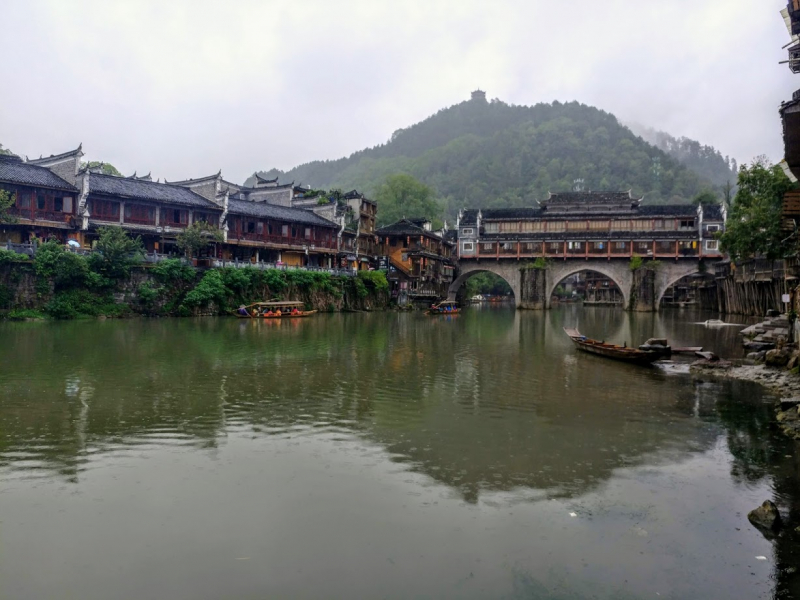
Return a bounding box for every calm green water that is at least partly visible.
[1,307,799,599]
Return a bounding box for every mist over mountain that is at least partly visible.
[257,95,730,220]
[625,123,737,188]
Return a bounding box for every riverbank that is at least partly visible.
[692,361,800,439]
[0,253,390,319]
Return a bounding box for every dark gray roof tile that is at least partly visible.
[89,173,219,209]
[0,155,77,191]
[227,199,338,228]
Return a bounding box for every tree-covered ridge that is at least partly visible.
[626,123,737,188]
[252,97,722,221]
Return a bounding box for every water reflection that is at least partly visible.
[0,309,767,495]
[0,308,796,599]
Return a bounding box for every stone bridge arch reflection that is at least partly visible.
[0,313,744,506]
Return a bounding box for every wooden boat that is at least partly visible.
[563,328,663,365]
[425,301,461,315]
[233,301,317,319]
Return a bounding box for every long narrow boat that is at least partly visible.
[233,301,317,319]
[563,327,662,365]
[425,301,461,315]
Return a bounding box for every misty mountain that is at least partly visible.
[249,95,725,219]
[625,123,737,188]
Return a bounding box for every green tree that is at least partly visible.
[176,221,224,258]
[0,189,17,223]
[720,158,795,260]
[375,173,442,227]
[82,161,123,177]
[89,226,144,278]
[0,144,13,156]
[692,189,719,207]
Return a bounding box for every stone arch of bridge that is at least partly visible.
[653,262,710,307]
[545,262,632,309]
[448,262,521,307]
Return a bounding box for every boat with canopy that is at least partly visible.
[234,301,317,319]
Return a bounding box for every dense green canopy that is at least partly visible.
[253,97,732,222]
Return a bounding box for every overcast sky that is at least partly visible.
[1,0,795,184]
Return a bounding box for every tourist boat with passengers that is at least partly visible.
[425,301,461,315]
[234,301,317,319]
[563,328,663,365]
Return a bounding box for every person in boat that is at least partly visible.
[275,309,282,317]
[265,309,274,317]
[291,307,300,315]
[251,308,259,317]
[237,305,248,316]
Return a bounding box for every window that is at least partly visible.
[705,240,719,250]
[54,197,63,212]
[291,226,298,238]
[653,219,664,229]
[173,210,181,223]
[267,223,273,235]
[680,219,695,229]
[707,224,720,232]
[93,200,120,219]
[17,193,30,209]
[502,242,514,250]
[124,204,155,223]
[257,222,264,235]
[461,228,474,235]
[305,227,311,239]
[482,243,493,251]
[462,242,474,252]
[63,197,72,212]
[37,195,45,210]
[247,222,256,234]
[282,224,289,236]
[483,223,499,233]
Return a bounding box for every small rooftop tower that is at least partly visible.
[471,89,486,102]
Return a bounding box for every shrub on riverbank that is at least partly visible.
[0,248,389,319]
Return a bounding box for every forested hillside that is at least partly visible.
[626,123,737,188]
[251,95,727,221]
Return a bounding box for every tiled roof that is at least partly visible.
[0,154,77,191]
[481,207,544,220]
[545,191,640,204]
[638,204,698,217]
[376,218,429,236]
[227,199,338,227]
[89,173,220,209]
[460,210,480,226]
[702,204,724,221]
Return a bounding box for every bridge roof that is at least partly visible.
[544,191,641,204]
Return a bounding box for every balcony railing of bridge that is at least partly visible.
[520,242,543,255]
[610,242,629,255]
[678,241,699,257]
[566,242,585,255]
[479,242,498,256]
[655,241,676,256]
[499,242,517,256]
[633,241,653,256]
[587,242,606,256]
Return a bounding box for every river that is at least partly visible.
[1,306,799,599]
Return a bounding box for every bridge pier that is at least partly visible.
[448,258,715,312]
[518,268,547,309]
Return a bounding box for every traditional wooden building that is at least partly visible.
[0,146,342,267]
[81,170,224,253]
[457,192,725,261]
[376,218,455,299]
[0,150,81,244]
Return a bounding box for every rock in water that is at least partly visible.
[765,349,791,368]
[748,500,781,531]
